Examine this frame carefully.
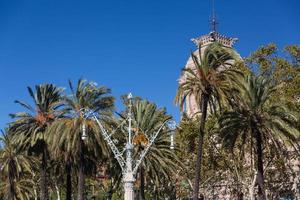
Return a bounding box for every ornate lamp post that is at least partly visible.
[82,93,176,200]
[167,120,177,150]
[123,92,135,200]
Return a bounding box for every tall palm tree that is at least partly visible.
[9,84,63,200]
[0,132,36,200]
[175,42,239,200]
[47,79,114,200]
[120,98,180,199]
[219,74,300,200]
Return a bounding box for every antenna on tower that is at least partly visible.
[210,0,218,32]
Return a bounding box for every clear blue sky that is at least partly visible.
[0,0,299,129]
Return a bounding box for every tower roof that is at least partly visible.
[190,0,238,48]
[191,32,238,48]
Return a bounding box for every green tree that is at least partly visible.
[218,74,300,200]
[175,42,239,200]
[9,84,63,200]
[47,79,114,200]
[246,44,300,111]
[0,132,36,200]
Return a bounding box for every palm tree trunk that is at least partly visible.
[78,138,85,200]
[139,166,145,200]
[249,171,257,200]
[55,183,61,200]
[32,173,38,200]
[40,145,48,200]
[66,159,72,200]
[34,187,38,200]
[254,127,266,200]
[8,163,15,200]
[193,93,209,200]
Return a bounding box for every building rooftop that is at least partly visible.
[191,31,238,48]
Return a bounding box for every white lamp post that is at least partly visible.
[82,93,175,200]
[167,120,177,150]
[123,93,135,200]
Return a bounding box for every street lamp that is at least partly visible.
[81,123,87,140]
[82,93,174,200]
[123,92,135,200]
[167,120,177,150]
[75,108,93,141]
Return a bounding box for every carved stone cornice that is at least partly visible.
[191,31,238,48]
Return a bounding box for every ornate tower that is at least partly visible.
[178,6,239,118]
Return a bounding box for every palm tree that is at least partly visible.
[218,74,300,200]
[175,42,239,200]
[9,84,63,200]
[120,98,180,199]
[0,132,36,200]
[47,79,114,200]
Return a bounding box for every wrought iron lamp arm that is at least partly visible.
[92,114,126,172]
[132,119,172,174]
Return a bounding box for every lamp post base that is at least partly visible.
[124,181,134,200]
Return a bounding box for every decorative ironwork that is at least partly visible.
[82,93,176,200]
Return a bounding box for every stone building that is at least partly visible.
[177,17,300,199]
